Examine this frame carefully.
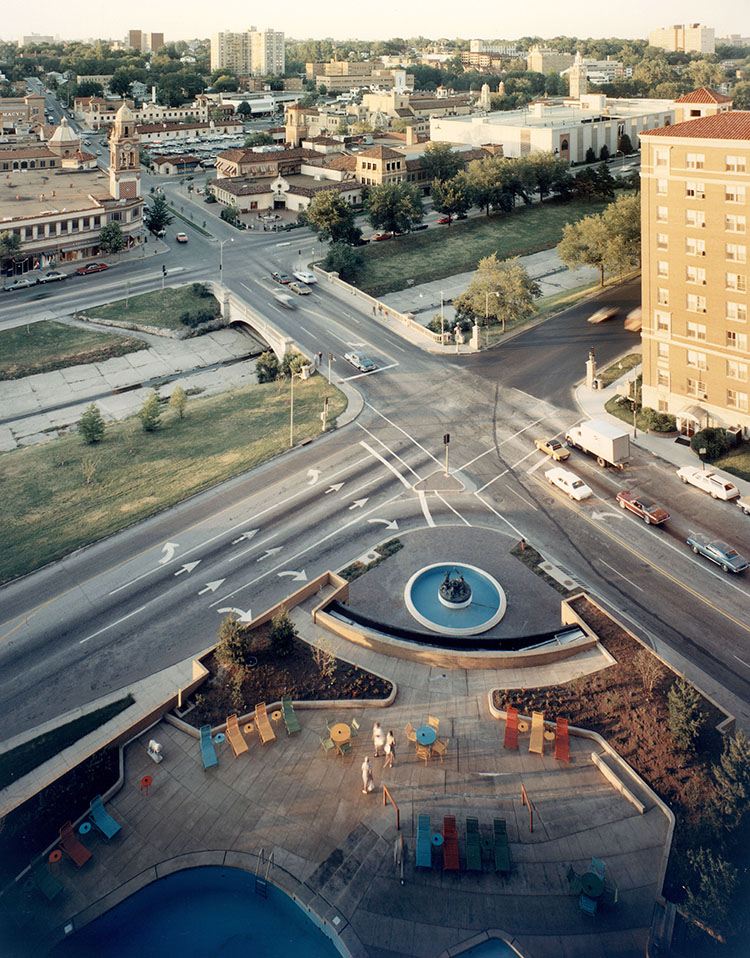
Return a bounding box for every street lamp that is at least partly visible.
[485,289,499,347]
[440,290,444,343]
[219,237,233,276]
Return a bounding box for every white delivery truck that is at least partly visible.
[565,418,630,469]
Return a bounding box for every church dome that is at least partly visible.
[48,116,79,147]
[116,102,135,122]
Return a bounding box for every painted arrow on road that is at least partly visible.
[231,529,258,545]
[325,483,344,494]
[174,561,201,576]
[307,468,322,485]
[199,580,225,595]
[348,498,369,510]
[367,518,399,530]
[256,547,283,562]
[592,511,625,521]
[217,606,253,623]
[158,542,179,564]
[278,570,308,582]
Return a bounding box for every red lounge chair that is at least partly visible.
[442,815,460,871]
[555,717,570,762]
[503,706,519,750]
[58,822,92,867]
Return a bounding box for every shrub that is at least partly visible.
[138,390,161,431]
[668,675,705,751]
[256,350,279,383]
[269,606,296,657]
[641,407,677,432]
[280,350,306,378]
[691,427,732,461]
[215,615,257,671]
[169,385,187,419]
[78,402,105,444]
[191,282,211,298]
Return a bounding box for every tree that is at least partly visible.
[430,172,473,220]
[236,100,252,116]
[269,605,296,656]
[585,146,596,164]
[78,403,105,444]
[281,350,306,377]
[668,675,705,751]
[599,144,610,162]
[303,189,358,243]
[420,142,463,183]
[215,615,257,672]
[453,254,540,334]
[244,131,273,147]
[0,230,21,271]
[99,221,126,254]
[617,133,634,156]
[524,151,570,202]
[138,390,161,431]
[220,205,240,226]
[322,242,363,281]
[711,729,750,826]
[169,385,187,420]
[557,195,635,286]
[633,649,665,694]
[601,193,641,266]
[366,182,423,234]
[109,70,132,98]
[731,80,750,111]
[144,194,173,235]
[682,847,739,939]
[76,80,103,98]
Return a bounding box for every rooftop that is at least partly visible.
[436,97,674,130]
[674,87,733,104]
[0,168,112,222]
[641,110,750,141]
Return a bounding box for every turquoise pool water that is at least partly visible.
[50,866,341,957]
[456,940,518,957]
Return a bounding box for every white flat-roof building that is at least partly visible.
[430,94,675,165]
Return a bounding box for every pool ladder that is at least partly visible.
[255,848,274,898]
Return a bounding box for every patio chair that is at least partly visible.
[326,714,339,730]
[529,711,545,755]
[58,822,92,868]
[350,717,360,738]
[428,716,440,732]
[493,818,511,875]
[416,744,431,765]
[503,706,519,750]
[338,740,353,756]
[225,714,249,757]
[404,722,417,742]
[579,893,598,916]
[200,725,218,770]
[254,703,276,745]
[29,860,63,901]
[432,738,448,762]
[281,694,301,735]
[416,814,432,868]
[319,734,335,755]
[89,795,121,841]
[566,864,583,894]
[442,815,459,871]
[465,817,482,872]
[591,856,606,881]
[555,716,570,762]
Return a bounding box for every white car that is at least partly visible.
[292,270,317,285]
[677,466,739,501]
[545,467,593,501]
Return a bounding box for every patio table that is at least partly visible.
[416,726,437,747]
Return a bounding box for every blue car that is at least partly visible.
[686,534,748,574]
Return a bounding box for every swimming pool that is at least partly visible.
[50,866,343,958]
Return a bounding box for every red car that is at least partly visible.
[616,490,670,525]
[437,216,453,224]
[371,232,393,241]
[76,262,109,275]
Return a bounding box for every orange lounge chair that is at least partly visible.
[503,706,519,750]
[442,815,460,871]
[529,711,544,755]
[58,822,92,867]
[225,714,249,757]
[555,717,570,762]
[254,703,276,745]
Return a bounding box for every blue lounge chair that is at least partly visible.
[30,860,63,901]
[200,725,218,770]
[416,814,432,868]
[89,795,121,840]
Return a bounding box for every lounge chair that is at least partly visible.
[555,716,570,762]
[225,714,249,756]
[503,706,519,750]
[254,703,276,745]
[350,717,360,738]
[404,722,417,743]
[30,860,63,900]
[281,695,301,735]
[416,744,431,765]
[529,711,544,755]
[319,734,335,754]
[428,716,440,732]
[416,814,432,868]
[89,795,121,840]
[442,815,459,871]
[58,823,92,868]
[580,893,598,916]
[493,818,511,875]
[465,817,482,872]
[432,738,448,761]
[200,725,218,770]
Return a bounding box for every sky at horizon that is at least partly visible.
[4,1,749,46]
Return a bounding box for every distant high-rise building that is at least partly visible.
[128,30,142,51]
[211,27,285,77]
[649,24,715,54]
[128,30,164,54]
[146,33,164,54]
[21,33,55,46]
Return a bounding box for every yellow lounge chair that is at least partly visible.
[529,711,544,755]
[225,714,249,757]
[254,703,276,745]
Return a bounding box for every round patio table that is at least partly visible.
[416,726,437,747]
[49,850,62,864]
[544,729,555,741]
[518,720,529,732]
[330,723,351,747]
[431,833,444,847]
[580,871,604,898]
[79,821,92,836]
[271,710,282,723]
[214,733,225,744]
[243,723,254,735]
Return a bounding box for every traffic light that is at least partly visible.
[162,264,167,276]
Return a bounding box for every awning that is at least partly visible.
[678,404,706,422]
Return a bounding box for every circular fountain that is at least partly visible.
[404,563,507,636]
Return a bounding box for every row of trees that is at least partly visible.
[557,193,641,286]
[78,387,187,445]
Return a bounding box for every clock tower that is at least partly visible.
[109,103,141,201]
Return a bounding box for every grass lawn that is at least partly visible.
[715,440,750,482]
[605,395,649,432]
[0,375,346,585]
[598,351,642,387]
[85,284,219,331]
[0,321,146,381]
[355,197,608,297]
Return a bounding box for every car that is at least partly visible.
[272,292,296,309]
[686,534,748,574]
[175,232,188,243]
[534,437,570,462]
[545,467,592,501]
[738,496,750,517]
[436,215,453,224]
[288,281,311,296]
[151,227,167,237]
[75,262,109,275]
[38,271,66,283]
[588,307,618,324]
[624,307,642,331]
[2,277,37,291]
[344,352,377,373]
[410,223,429,231]
[676,466,739,500]
[271,271,291,284]
[371,232,393,241]
[292,270,317,285]
[616,490,670,525]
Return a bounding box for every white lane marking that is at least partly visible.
[359,440,412,489]
[365,402,442,467]
[436,493,471,525]
[475,469,508,494]
[228,531,281,563]
[418,490,435,527]
[473,492,525,539]
[525,456,548,476]
[356,423,423,480]
[512,387,553,408]
[506,486,538,511]
[299,325,314,336]
[329,330,351,346]
[600,559,644,592]
[733,654,750,670]
[80,602,150,644]
[502,416,546,444]
[341,362,398,381]
[347,315,361,325]
[387,341,406,352]
[457,447,495,471]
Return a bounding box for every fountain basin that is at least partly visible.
[404,563,507,635]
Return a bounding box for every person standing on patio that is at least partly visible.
[373,722,385,758]
[361,756,374,794]
[383,730,396,769]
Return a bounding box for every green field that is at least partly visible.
[714,442,750,482]
[0,376,346,585]
[355,198,608,297]
[85,284,219,331]
[0,321,146,381]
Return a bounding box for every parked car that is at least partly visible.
[371,233,393,242]
[545,467,592,501]
[344,352,377,373]
[292,270,316,285]
[175,232,188,243]
[676,466,739,500]
[38,271,66,284]
[437,216,453,224]
[2,277,37,291]
[534,437,570,461]
[75,263,109,275]
[288,281,311,296]
[588,307,618,324]
[686,534,748,574]
[410,224,429,232]
[271,271,291,284]
[738,496,750,517]
[616,490,670,525]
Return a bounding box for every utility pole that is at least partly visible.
[328,352,334,384]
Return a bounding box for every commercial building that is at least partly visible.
[470,40,519,56]
[0,93,45,133]
[648,24,715,55]
[211,28,285,78]
[20,34,55,46]
[640,109,750,437]
[673,87,733,124]
[128,31,164,54]
[526,47,575,76]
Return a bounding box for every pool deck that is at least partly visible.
[3,583,671,958]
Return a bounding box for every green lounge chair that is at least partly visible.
[338,740,353,756]
[465,817,482,871]
[350,717,360,737]
[281,694,301,735]
[493,818,510,874]
[416,814,432,868]
[30,861,63,901]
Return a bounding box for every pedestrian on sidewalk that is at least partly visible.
[383,730,396,769]
[361,756,374,794]
[317,351,323,365]
[372,722,385,758]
